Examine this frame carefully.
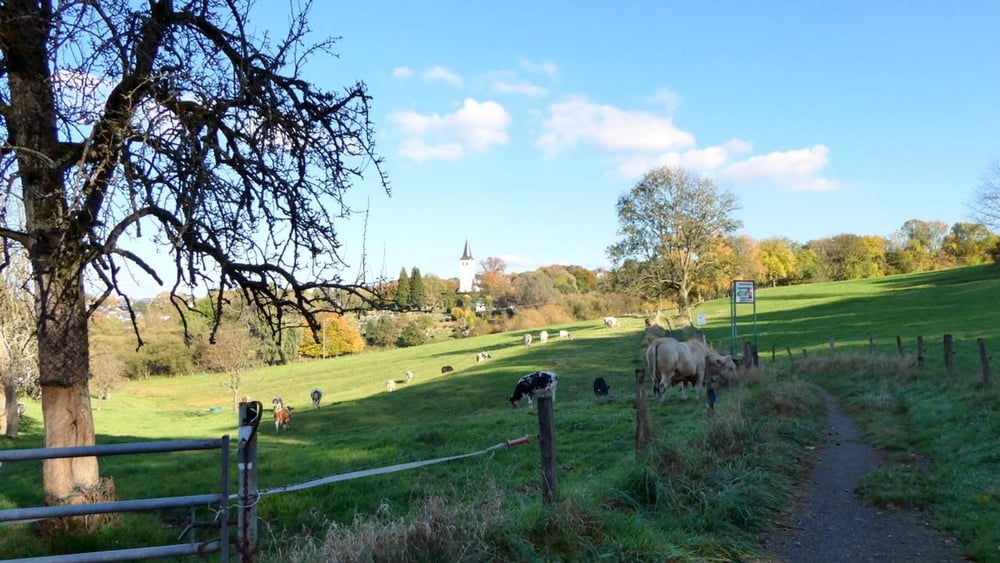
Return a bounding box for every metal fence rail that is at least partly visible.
[0,437,230,562]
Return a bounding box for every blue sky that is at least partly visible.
[238,2,1000,287]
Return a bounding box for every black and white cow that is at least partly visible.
[593,377,610,396]
[310,388,322,409]
[508,371,558,408]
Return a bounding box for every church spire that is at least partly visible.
[461,239,473,261]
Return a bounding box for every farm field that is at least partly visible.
[2,264,999,560]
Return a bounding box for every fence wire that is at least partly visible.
[235,435,530,500]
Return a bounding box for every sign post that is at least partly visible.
[730,280,757,358]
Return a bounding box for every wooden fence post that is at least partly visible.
[751,344,759,367]
[944,334,955,375]
[868,331,874,356]
[237,401,262,562]
[896,336,905,358]
[828,335,835,354]
[917,336,925,367]
[634,369,651,455]
[802,349,809,359]
[977,338,992,388]
[536,395,557,506]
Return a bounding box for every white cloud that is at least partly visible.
[493,79,549,97]
[390,98,511,162]
[646,88,683,114]
[520,59,559,78]
[615,142,745,178]
[392,66,414,79]
[721,145,838,191]
[537,95,695,155]
[422,65,464,87]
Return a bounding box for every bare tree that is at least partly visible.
[971,159,1000,230]
[607,166,742,315]
[0,251,37,438]
[198,318,259,414]
[0,1,388,515]
[89,353,125,412]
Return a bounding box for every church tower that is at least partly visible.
[458,240,476,293]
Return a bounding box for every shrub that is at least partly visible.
[397,322,427,347]
[365,316,399,348]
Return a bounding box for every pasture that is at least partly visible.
[2,264,999,560]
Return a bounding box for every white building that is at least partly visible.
[458,240,478,293]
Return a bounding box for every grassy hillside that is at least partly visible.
[694,264,1000,368]
[2,264,998,560]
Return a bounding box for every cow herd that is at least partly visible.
[250,317,738,432]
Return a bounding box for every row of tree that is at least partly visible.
[602,166,999,313]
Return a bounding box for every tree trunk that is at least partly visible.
[36,274,104,512]
[2,382,16,437]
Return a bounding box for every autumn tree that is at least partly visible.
[758,238,800,287]
[298,313,364,359]
[808,234,886,281]
[888,219,948,273]
[941,222,999,266]
[607,166,742,315]
[0,1,387,514]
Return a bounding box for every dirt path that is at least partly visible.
[763,388,965,562]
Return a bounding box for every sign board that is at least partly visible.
[733,280,755,304]
[695,313,706,326]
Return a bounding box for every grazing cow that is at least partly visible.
[645,337,736,403]
[16,401,26,419]
[273,402,291,431]
[593,377,610,396]
[603,316,619,328]
[559,330,571,340]
[441,365,454,374]
[310,388,323,409]
[539,330,549,343]
[406,370,414,383]
[523,333,532,347]
[475,351,492,364]
[386,380,397,392]
[508,371,558,408]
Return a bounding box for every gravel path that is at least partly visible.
[763,388,965,562]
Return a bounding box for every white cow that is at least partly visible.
[603,316,619,328]
[523,333,533,347]
[385,379,397,392]
[645,337,736,403]
[539,330,549,343]
[405,370,414,382]
[558,330,571,340]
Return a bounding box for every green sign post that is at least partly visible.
[730,280,757,358]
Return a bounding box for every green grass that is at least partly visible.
[3,264,1000,560]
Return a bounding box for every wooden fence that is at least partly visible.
[749,333,993,389]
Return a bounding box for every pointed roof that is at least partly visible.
[460,240,473,260]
